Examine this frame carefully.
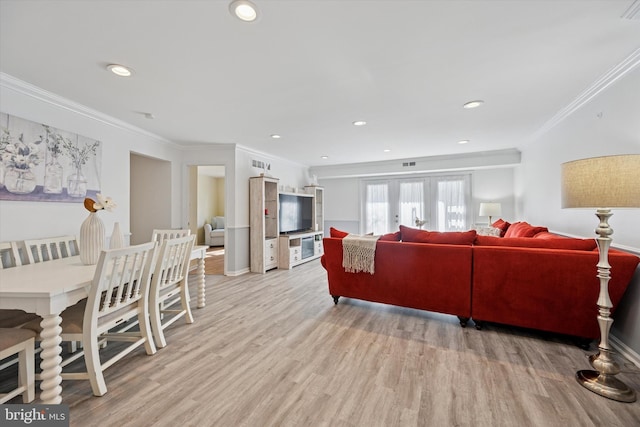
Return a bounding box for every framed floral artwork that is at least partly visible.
[0,112,102,202]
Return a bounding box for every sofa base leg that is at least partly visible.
[457,316,469,328]
[474,320,484,330]
[332,295,340,305]
[577,338,592,350]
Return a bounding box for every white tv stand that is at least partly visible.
[278,230,324,269]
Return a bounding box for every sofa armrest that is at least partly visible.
[204,223,212,233]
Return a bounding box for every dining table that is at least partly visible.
[0,244,208,404]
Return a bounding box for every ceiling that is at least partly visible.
[1,1,639,167]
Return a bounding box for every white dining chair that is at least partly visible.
[0,328,36,403]
[22,241,159,397]
[151,228,191,245]
[0,242,40,330]
[0,241,22,269]
[149,234,195,348]
[22,236,81,352]
[23,235,79,264]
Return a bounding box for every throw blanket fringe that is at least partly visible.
[342,234,380,274]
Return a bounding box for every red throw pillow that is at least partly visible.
[329,227,349,238]
[503,221,548,238]
[400,225,477,245]
[491,219,511,237]
[379,231,401,241]
[474,235,596,251]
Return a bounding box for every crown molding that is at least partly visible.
[310,149,521,179]
[0,72,180,148]
[622,0,640,20]
[525,47,640,144]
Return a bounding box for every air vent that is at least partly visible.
[402,162,416,167]
[252,159,271,170]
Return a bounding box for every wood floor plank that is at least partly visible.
[3,259,640,426]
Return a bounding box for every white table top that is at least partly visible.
[0,256,95,315]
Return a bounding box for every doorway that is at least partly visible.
[130,153,172,245]
[192,165,226,276]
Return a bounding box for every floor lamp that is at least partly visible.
[561,154,640,403]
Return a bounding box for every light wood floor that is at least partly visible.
[4,260,640,426]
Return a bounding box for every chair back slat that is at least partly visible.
[23,235,78,263]
[153,235,195,295]
[0,242,22,269]
[151,229,190,245]
[89,242,157,327]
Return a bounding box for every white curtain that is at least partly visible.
[399,181,424,228]
[364,182,389,235]
[436,176,469,231]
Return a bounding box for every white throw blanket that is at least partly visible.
[342,234,381,274]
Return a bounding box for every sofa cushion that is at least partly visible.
[491,219,511,237]
[379,231,401,241]
[214,216,225,229]
[330,227,349,238]
[474,235,597,251]
[400,225,477,245]
[503,221,548,238]
[330,227,400,241]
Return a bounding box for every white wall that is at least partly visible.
[320,167,517,233]
[0,76,183,244]
[518,67,640,359]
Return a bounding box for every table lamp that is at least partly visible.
[479,202,502,225]
[561,154,640,402]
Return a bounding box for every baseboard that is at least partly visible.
[227,267,250,276]
[610,333,640,369]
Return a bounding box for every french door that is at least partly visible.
[362,174,471,234]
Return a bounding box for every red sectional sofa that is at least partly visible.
[321,223,640,340]
[321,237,474,326]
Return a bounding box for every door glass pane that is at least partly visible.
[399,181,424,228]
[436,178,467,231]
[365,183,389,234]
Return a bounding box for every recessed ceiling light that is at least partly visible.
[107,64,133,77]
[352,120,367,126]
[270,134,281,139]
[463,100,484,109]
[384,149,391,152]
[321,156,329,159]
[229,0,258,22]
[458,140,470,144]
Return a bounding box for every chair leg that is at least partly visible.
[83,329,107,397]
[181,280,194,324]
[18,341,35,403]
[150,294,167,349]
[140,304,157,356]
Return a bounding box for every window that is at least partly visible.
[362,174,471,233]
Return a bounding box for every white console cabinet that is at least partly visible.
[250,176,279,273]
[278,230,324,269]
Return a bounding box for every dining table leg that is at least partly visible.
[38,313,63,404]
[197,256,205,308]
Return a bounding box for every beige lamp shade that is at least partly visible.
[561,155,640,208]
[479,202,502,217]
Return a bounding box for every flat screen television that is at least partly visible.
[279,193,313,234]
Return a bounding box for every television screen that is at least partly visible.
[279,194,313,234]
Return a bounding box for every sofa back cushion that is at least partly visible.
[330,227,349,238]
[491,219,511,237]
[329,227,400,241]
[474,235,597,251]
[503,221,548,238]
[400,225,477,245]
